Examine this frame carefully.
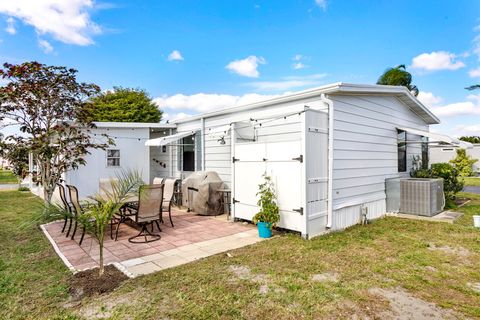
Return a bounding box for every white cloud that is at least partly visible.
[38,39,53,53]
[226,55,266,78]
[417,91,442,107]
[473,24,480,60]
[314,0,327,10]
[0,0,101,45]
[293,62,306,70]
[167,50,184,61]
[411,51,465,71]
[5,17,15,34]
[154,93,281,113]
[292,54,309,69]
[247,73,327,91]
[469,67,480,78]
[452,124,480,137]
[162,112,192,122]
[430,94,480,117]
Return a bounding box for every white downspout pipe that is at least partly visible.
[200,117,205,170]
[321,93,334,229]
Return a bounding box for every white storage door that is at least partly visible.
[233,140,304,233]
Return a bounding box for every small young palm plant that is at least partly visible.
[52,170,144,277]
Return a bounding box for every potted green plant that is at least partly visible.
[252,173,280,238]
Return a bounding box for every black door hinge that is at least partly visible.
[232,157,239,163]
[293,207,304,215]
[292,155,303,163]
[233,198,240,204]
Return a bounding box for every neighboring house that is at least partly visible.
[430,144,480,173]
[65,83,468,238]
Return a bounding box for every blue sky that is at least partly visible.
[1,0,480,136]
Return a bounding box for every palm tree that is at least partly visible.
[465,84,480,90]
[377,64,419,96]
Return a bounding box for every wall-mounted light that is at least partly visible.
[218,137,226,145]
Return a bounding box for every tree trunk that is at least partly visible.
[98,241,104,277]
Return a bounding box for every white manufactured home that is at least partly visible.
[66,83,464,238]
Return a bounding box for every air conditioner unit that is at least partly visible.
[400,178,444,216]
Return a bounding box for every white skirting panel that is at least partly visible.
[331,198,386,231]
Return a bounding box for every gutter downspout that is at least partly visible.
[321,93,334,229]
[200,117,205,170]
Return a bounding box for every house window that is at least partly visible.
[182,135,195,171]
[177,132,202,172]
[107,149,120,167]
[397,129,407,172]
[421,136,429,169]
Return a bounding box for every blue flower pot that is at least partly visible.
[257,221,272,238]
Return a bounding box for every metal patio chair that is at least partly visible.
[126,184,164,243]
[56,183,71,234]
[66,184,89,245]
[161,178,176,227]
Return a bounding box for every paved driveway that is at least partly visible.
[463,186,480,194]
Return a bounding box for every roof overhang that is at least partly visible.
[173,83,440,125]
[93,122,176,129]
[398,126,473,149]
[145,131,194,147]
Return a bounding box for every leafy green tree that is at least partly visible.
[459,136,480,143]
[377,64,419,96]
[449,148,478,177]
[0,61,112,204]
[0,142,29,178]
[465,84,480,91]
[87,87,162,123]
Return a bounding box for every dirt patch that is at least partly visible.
[369,287,458,319]
[228,265,267,282]
[467,282,480,293]
[454,198,470,207]
[76,289,149,319]
[311,272,339,283]
[427,243,470,257]
[68,265,128,300]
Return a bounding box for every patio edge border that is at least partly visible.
[113,262,135,278]
[40,221,76,272]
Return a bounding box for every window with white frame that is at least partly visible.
[106,149,120,167]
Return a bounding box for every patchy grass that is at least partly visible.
[1,190,480,319]
[0,191,75,320]
[464,177,480,186]
[0,170,19,184]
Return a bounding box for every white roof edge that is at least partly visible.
[92,121,176,129]
[173,82,440,125]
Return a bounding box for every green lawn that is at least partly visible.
[0,170,19,184]
[1,190,480,319]
[464,177,480,186]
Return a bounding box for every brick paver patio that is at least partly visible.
[42,209,262,277]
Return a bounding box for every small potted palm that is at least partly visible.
[252,173,280,238]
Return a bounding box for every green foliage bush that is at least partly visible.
[449,148,478,177]
[252,174,280,228]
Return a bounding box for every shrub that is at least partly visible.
[449,148,478,177]
[17,186,30,192]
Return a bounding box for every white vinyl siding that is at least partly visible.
[330,95,428,214]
